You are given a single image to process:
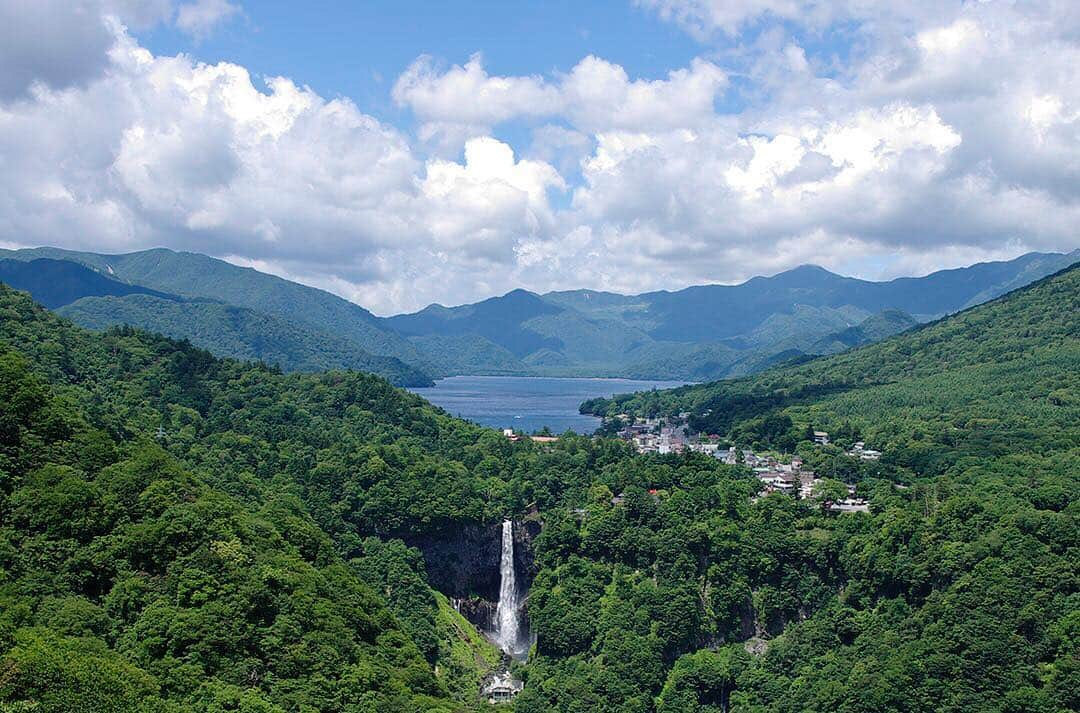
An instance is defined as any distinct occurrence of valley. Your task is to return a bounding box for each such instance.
[0,259,1074,711]
[3,3,1078,711]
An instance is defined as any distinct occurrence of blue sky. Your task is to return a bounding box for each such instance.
[136,1,704,123]
[0,1,1077,313]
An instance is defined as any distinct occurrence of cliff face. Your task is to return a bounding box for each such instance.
[406,520,540,631]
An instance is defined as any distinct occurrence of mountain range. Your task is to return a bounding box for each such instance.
[388,249,1078,379]
[0,240,1075,712]
[0,246,1075,384]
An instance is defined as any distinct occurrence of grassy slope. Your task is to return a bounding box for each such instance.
[433,593,503,704]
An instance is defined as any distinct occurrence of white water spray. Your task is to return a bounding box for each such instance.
[495,520,520,654]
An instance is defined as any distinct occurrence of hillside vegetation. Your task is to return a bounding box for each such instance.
[58,294,432,386]
[1,246,1074,383]
[0,247,432,373]
[0,264,1076,712]
[0,254,433,386]
[391,251,1078,380]
[584,264,1080,462]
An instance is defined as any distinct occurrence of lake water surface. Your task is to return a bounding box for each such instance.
[409,375,689,434]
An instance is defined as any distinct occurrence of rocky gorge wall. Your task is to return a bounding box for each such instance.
[406,519,540,633]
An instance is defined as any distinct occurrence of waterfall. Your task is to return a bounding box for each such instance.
[495,520,520,655]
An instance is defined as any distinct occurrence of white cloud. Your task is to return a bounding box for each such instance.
[421,137,565,259]
[393,53,727,148]
[0,0,116,100]
[0,0,1078,314]
[0,21,571,312]
[175,0,241,38]
[392,54,558,146]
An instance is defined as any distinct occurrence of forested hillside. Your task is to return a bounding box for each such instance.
[2,246,1074,383]
[0,264,1076,712]
[0,258,176,309]
[584,263,1080,458]
[0,287,497,711]
[0,254,433,386]
[391,250,1078,380]
[0,247,432,373]
[58,294,433,386]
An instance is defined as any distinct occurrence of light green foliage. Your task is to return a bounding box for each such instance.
[433,593,502,702]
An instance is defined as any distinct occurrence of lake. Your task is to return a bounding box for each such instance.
[408,375,689,434]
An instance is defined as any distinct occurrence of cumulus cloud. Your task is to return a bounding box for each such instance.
[0,0,241,101]
[0,0,116,100]
[175,0,241,39]
[393,53,727,148]
[0,0,1078,313]
[422,137,565,259]
[0,20,567,312]
[393,54,559,147]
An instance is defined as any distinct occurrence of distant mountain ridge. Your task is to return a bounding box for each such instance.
[0,245,1075,383]
[0,253,433,386]
[0,246,430,371]
[390,249,1079,380]
[0,258,177,308]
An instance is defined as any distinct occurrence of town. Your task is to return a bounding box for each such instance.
[608,414,877,513]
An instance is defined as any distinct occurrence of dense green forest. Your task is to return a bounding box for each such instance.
[0,264,1077,711]
[58,294,434,386]
[0,256,434,387]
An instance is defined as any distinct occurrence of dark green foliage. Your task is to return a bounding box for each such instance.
[0,258,1076,712]
[58,294,433,386]
[0,258,175,309]
[567,264,1079,712]
[0,292,463,711]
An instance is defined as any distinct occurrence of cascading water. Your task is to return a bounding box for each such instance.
[494,520,520,655]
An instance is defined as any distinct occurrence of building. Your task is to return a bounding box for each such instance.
[482,672,523,705]
[827,498,870,513]
[813,431,830,445]
[503,428,558,444]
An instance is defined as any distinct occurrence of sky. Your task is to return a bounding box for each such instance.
[0,1,1078,314]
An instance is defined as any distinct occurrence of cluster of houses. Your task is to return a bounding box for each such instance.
[731,449,870,513]
[846,441,882,460]
[615,414,691,454]
[611,417,872,513]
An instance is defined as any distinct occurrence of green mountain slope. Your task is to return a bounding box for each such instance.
[808,309,918,354]
[0,251,433,385]
[0,288,520,710]
[0,257,176,308]
[585,263,1080,458]
[58,294,433,386]
[0,261,1076,713]
[0,246,432,372]
[630,250,1079,341]
[392,250,1078,379]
